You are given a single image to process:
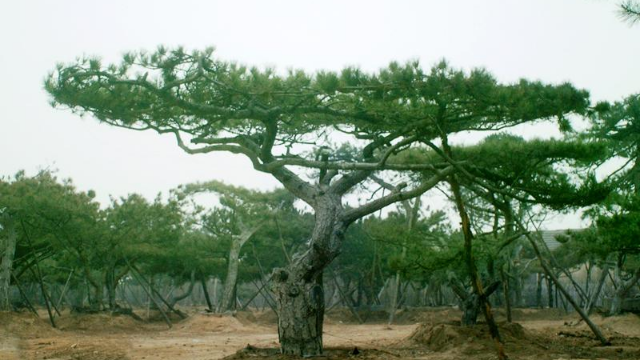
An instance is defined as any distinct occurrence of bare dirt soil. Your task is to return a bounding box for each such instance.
[1,307,640,360]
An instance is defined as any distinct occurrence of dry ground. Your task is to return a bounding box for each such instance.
[1,307,640,360]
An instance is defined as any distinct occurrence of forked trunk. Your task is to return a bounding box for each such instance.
[609,267,640,315]
[272,195,344,356]
[447,172,507,360]
[220,225,260,312]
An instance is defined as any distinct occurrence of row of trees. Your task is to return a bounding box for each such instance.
[2,164,633,319]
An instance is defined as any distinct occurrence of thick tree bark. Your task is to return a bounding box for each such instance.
[266,155,449,356]
[273,270,325,355]
[462,295,480,325]
[451,278,501,326]
[0,217,17,311]
[272,195,344,356]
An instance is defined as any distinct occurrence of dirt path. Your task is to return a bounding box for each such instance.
[0,329,21,360]
[123,324,416,360]
[2,309,640,360]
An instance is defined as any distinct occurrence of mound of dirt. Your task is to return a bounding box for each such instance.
[594,313,640,337]
[234,310,257,324]
[27,338,129,360]
[326,307,463,325]
[0,312,58,338]
[252,310,278,326]
[408,321,527,352]
[396,307,462,324]
[505,307,570,321]
[56,313,143,332]
[222,345,402,359]
[145,309,187,323]
[173,313,246,333]
[408,320,640,359]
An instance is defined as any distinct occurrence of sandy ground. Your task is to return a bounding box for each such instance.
[1,307,640,360]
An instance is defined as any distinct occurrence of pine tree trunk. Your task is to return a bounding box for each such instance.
[536,273,543,309]
[201,277,214,312]
[220,239,242,312]
[0,217,17,311]
[91,284,104,311]
[220,225,260,312]
[387,272,401,324]
[105,268,118,310]
[271,195,345,356]
[609,268,640,315]
[501,267,512,323]
[585,266,607,315]
[447,173,507,360]
[273,269,324,355]
[547,275,554,308]
[461,295,480,325]
[610,291,623,315]
[514,275,523,308]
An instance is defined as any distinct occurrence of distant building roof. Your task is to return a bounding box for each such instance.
[538,229,583,251]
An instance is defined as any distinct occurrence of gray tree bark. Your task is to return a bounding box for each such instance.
[610,267,640,315]
[267,160,452,356]
[585,265,607,315]
[0,216,17,311]
[271,194,344,356]
[219,225,261,312]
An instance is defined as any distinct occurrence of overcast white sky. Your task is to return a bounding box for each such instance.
[1,0,638,229]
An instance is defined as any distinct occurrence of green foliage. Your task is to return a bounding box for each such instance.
[45,48,591,168]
